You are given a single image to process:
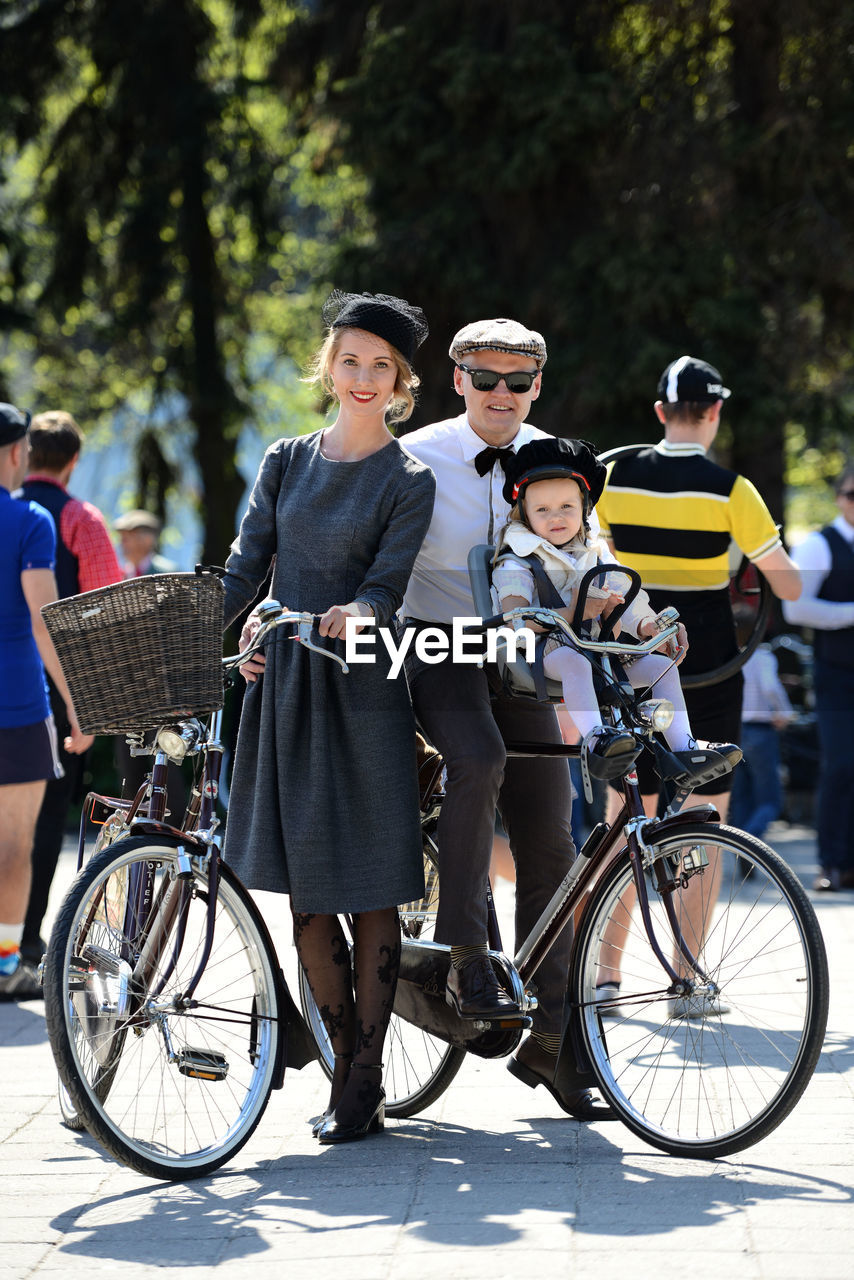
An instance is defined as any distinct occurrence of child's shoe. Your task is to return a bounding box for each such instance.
[658,740,742,790]
[583,726,641,781]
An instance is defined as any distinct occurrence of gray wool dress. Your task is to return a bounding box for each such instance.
[221,430,436,912]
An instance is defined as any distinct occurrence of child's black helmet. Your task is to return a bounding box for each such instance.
[502,437,607,510]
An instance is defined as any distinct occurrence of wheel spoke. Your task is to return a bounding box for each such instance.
[575,827,828,1157]
[45,839,280,1179]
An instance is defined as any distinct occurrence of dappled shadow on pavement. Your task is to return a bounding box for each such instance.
[45,1117,853,1264]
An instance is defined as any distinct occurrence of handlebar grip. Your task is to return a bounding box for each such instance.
[462,613,512,635]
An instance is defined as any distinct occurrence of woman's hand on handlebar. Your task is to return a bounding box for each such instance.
[239,607,267,684]
[317,601,373,640]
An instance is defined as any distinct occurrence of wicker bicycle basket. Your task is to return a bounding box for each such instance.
[41,573,225,735]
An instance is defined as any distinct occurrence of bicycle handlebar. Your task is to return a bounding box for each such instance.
[222,602,351,674]
[467,605,682,661]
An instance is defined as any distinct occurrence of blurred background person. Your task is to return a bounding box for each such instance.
[19,410,122,963]
[114,509,178,578]
[728,605,793,845]
[784,465,854,891]
[111,510,186,806]
[0,403,91,999]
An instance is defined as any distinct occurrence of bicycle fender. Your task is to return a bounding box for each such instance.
[651,804,720,841]
[272,966,319,1089]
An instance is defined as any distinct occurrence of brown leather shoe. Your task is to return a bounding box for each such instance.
[446,955,520,1019]
[507,1035,616,1121]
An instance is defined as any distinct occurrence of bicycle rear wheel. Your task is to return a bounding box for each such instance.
[44,835,282,1180]
[572,824,828,1158]
[298,828,465,1118]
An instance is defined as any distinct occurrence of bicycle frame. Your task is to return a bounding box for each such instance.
[395,587,726,1054]
[505,746,717,996]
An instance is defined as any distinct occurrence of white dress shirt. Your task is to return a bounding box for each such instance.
[401,414,600,623]
[783,514,854,631]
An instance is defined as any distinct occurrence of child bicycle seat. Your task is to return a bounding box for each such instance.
[467,544,563,701]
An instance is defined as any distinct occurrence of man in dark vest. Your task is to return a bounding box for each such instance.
[20,411,122,960]
[785,465,854,891]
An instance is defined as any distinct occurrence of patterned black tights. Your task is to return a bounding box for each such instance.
[292,907,401,1125]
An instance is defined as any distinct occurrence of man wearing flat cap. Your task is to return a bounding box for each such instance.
[0,403,91,999]
[400,320,613,1120]
[114,509,178,578]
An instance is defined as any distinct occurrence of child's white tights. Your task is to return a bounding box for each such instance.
[541,645,694,749]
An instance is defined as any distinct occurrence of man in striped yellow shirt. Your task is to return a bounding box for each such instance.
[596,357,801,1016]
[598,354,800,819]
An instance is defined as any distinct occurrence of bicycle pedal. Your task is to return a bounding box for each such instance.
[176,1049,229,1081]
[495,1015,533,1030]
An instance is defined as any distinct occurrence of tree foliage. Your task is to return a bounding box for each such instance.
[271,0,854,517]
[0,0,362,558]
[1,0,852,545]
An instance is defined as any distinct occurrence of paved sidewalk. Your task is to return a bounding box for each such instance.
[2,824,852,1280]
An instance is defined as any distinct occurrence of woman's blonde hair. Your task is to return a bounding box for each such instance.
[304,327,421,423]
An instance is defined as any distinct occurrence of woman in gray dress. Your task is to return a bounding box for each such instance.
[222,292,435,1144]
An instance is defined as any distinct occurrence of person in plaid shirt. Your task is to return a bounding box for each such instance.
[20,410,122,962]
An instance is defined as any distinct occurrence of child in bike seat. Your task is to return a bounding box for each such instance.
[493,437,739,783]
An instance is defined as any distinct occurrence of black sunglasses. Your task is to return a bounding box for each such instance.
[839,489,854,500]
[457,364,539,393]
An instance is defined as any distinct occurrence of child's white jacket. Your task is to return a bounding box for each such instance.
[492,519,653,640]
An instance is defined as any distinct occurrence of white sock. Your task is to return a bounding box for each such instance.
[541,647,603,738]
[0,924,24,974]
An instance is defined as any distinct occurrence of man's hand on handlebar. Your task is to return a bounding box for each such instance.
[637,613,688,663]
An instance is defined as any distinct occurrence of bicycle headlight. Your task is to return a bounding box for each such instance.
[636,699,674,733]
[155,727,189,761]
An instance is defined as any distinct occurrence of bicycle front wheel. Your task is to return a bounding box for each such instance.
[573,824,828,1158]
[44,836,282,1180]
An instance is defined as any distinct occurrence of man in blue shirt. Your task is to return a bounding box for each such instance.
[0,403,91,999]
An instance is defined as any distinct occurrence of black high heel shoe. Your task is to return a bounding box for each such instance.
[316,1063,385,1145]
[311,1052,351,1137]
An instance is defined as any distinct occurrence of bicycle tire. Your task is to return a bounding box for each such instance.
[297,832,465,1118]
[44,835,281,1180]
[55,986,126,1130]
[572,824,828,1158]
[57,1078,86,1131]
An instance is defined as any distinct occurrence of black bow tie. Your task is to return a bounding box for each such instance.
[474,445,515,477]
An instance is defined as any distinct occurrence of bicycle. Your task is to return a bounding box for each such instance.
[303,549,830,1158]
[40,572,348,1179]
[42,566,829,1175]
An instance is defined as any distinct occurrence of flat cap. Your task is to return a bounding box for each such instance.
[114,509,161,533]
[449,318,547,368]
[0,402,31,447]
